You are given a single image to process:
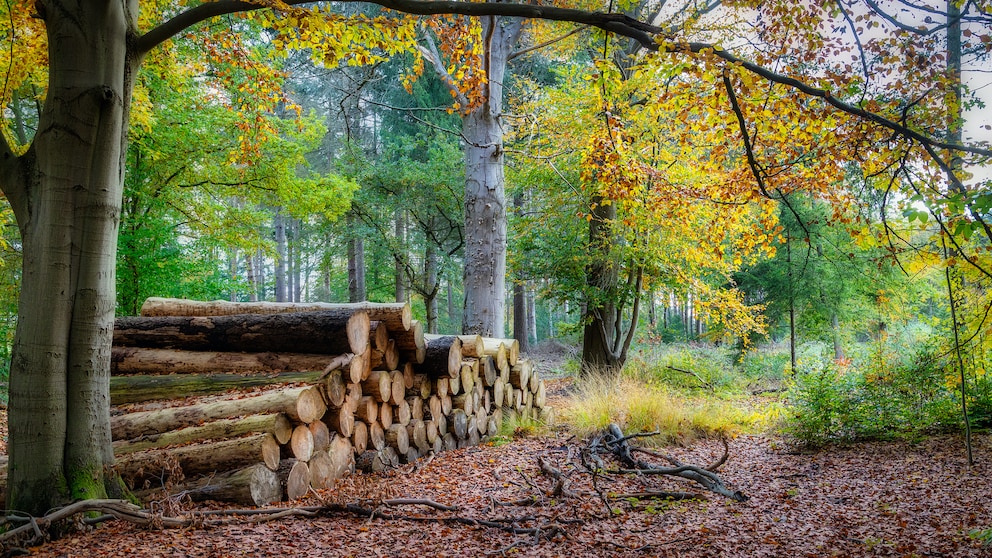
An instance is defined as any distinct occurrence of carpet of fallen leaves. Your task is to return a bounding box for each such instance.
[19,427,991,558]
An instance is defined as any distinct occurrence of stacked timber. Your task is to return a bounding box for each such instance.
[108,297,552,507]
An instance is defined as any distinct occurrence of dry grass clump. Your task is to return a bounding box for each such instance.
[563,371,746,445]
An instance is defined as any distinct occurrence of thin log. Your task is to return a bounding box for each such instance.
[352,420,369,454]
[110,370,323,405]
[140,297,411,332]
[111,386,308,440]
[481,356,497,387]
[112,413,291,456]
[296,387,327,424]
[115,310,370,356]
[361,370,392,403]
[324,369,346,408]
[369,420,386,451]
[110,346,348,376]
[118,433,277,487]
[325,405,355,439]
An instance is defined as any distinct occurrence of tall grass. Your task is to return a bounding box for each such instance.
[564,371,748,445]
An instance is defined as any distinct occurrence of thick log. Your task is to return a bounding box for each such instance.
[352,420,369,454]
[422,335,462,379]
[354,396,379,424]
[286,459,311,501]
[111,387,308,440]
[115,310,370,356]
[409,419,428,454]
[309,451,335,491]
[395,320,426,363]
[386,423,410,454]
[406,396,424,421]
[451,409,468,440]
[409,374,431,400]
[140,297,412,332]
[529,365,540,393]
[327,434,356,480]
[371,321,390,352]
[456,334,484,358]
[393,399,411,427]
[390,370,405,405]
[369,420,386,451]
[310,420,331,453]
[361,370,392,403]
[534,380,547,409]
[481,356,498,387]
[110,370,323,405]
[379,401,394,430]
[118,433,277,487]
[509,360,533,390]
[182,463,282,506]
[481,339,508,371]
[297,387,327,424]
[290,425,314,461]
[324,369,346,408]
[325,405,354,439]
[112,413,291,456]
[110,346,349,376]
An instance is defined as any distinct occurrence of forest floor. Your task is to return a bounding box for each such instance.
[2,363,990,557]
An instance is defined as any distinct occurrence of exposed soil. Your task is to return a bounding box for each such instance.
[11,425,991,557]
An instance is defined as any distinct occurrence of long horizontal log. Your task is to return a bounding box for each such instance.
[140,297,411,332]
[179,463,282,506]
[117,433,278,487]
[114,311,370,356]
[112,413,291,456]
[110,347,349,376]
[111,386,308,440]
[110,370,324,405]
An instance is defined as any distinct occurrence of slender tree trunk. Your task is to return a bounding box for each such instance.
[348,212,366,303]
[526,283,537,344]
[2,0,137,515]
[424,223,440,333]
[274,210,288,302]
[395,209,407,303]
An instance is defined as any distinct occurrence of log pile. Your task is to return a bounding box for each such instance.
[109,297,551,507]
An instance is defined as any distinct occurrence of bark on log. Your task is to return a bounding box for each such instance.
[110,371,323,405]
[118,433,277,487]
[110,346,347,376]
[181,463,282,506]
[112,413,291,456]
[422,335,462,379]
[395,320,426,364]
[115,311,370,356]
[111,387,308,440]
[451,409,468,440]
[409,374,431,400]
[140,297,412,332]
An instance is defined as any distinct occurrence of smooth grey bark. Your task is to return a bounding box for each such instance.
[458,17,522,337]
[394,209,407,303]
[1,0,139,515]
[424,229,440,333]
[274,210,288,302]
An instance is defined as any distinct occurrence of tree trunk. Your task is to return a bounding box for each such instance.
[110,346,346,375]
[347,212,366,303]
[460,17,522,337]
[395,209,407,303]
[274,209,288,302]
[1,0,136,515]
[109,370,325,404]
[424,228,440,333]
[581,196,625,373]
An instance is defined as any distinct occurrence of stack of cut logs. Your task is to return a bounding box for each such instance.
[108,298,552,507]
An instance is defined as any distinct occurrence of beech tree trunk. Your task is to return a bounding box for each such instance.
[0,0,137,515]
[460,17,522,337]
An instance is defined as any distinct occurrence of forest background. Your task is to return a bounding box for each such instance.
[0,0,991,521]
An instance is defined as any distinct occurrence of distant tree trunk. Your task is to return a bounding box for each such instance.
[527,284,537,344]
[447,275,457,327]
[229,250,238,302]
[255,248,267,301]
[831,313,844,361]
[424,233,440,333]
[395,209,407,303]
[274,210,288,302]
[348,213,366,303]
[787,230,796,371]
[513,280,529,354]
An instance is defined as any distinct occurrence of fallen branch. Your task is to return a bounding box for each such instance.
[593,424,747,502]
[666,366,714,391]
